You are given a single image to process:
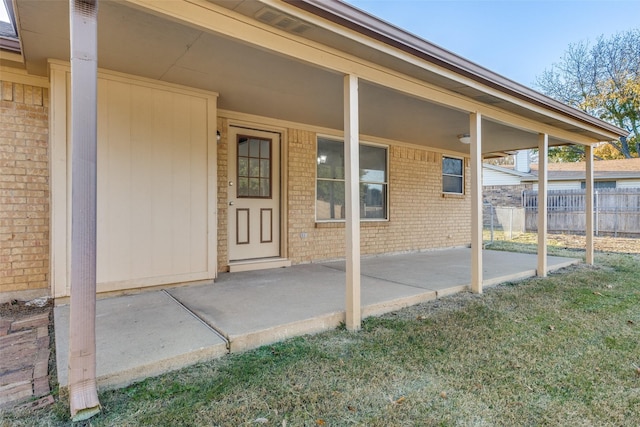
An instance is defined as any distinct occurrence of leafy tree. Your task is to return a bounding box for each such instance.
[536,29,639,160]
[593,141,626,160]
[546,145,585,162]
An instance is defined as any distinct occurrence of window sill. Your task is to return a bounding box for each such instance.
[315,220,390,228]
[442,193,465,199]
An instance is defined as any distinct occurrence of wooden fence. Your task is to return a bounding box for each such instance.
[523,188,640,236]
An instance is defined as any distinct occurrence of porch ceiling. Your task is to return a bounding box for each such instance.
[14,0,591,155]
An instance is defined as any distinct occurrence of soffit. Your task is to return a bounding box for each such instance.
[12,0,601,155]
[210,0,625,143]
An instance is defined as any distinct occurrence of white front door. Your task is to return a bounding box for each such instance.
[228,127,281,261]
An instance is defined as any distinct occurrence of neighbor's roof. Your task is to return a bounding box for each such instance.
[525,158,640,181]
[0,0,19,53]
[531,158,640,172]
[483,163,535,178]
[0,20,16,38]
[289,0,628,139]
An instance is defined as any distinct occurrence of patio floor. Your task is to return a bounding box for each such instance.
[54,248,579,389]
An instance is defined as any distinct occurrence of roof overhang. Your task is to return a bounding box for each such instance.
[483,163,535,179]
[286,0,626,140]
[12,0,627,155]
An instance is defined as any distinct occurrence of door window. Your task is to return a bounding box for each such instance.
[237,136,271,198]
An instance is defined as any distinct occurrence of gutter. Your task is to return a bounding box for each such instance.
[287,0,628,138]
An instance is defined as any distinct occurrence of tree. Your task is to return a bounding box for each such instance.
[536,29,639,160]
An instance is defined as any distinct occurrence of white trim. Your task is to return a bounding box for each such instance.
[344,74,361,331]
[585,146,594,265]
[206,95,219,280]
[470,112,483,294]
[49,63,70,299]
[0,65,47,86]
[48,60,219,98]
[442,155,465,195]
[224,119,289,263]
[0,51,24,65]
[537,134,548,277]
[315,135,389,223]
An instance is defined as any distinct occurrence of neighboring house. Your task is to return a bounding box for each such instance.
[483,155,640,207]
[526,158,640,190]
[483,151,535,207]
[0,0,626,303]
[484,164,534,187]
[483,165,535,208]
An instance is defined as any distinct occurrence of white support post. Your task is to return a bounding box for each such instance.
[344,74,361,331]
[68,0,101,421]
[585,145,595,264]
[470,112,483,294]
[537,134,548,277]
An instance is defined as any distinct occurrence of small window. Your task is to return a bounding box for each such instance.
[442,156,464,194]
[316,137,388,221]
[580,181,616,190]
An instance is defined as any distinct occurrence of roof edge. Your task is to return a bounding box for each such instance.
[286,0,628,139]
[483,163,535,178]
[522,173,640,182]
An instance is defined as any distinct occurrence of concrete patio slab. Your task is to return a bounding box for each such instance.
[54,290,227,389]
[323,247,578,291]
[167,263,437,353]
[53,248,580,390]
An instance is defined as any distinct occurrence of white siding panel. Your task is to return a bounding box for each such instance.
[96,79,210,289]
[532,181,581,191]
[549,181,581,191]
[189,98,208,273]
[617,179,640,189]
[130,85,154,279]
[483,168,522,186]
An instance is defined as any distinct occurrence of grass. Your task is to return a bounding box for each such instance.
[3,247,640,426]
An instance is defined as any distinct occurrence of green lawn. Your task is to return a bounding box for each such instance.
[4,247,640,426]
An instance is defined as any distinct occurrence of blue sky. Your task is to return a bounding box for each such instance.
[0,2,7,23]
[347,0,640,88]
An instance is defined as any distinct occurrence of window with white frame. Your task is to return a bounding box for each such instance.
[442,156,464,194]
[316,137,388,221]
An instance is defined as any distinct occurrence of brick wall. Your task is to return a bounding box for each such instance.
[216,117,229,272]
[286,129,319,262]
[0,78,473,290]
[0,81,50,299]
[286,133,471,264]
[216,125,471,270]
